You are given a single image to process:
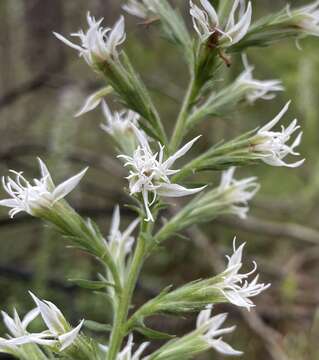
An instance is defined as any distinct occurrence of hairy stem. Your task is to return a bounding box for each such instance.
[107,230,147,360]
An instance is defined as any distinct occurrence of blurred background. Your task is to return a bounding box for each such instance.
[0,0,319,359]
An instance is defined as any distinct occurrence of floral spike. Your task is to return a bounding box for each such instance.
[119,126,205,222]
[0,159,88,218]
[190,0,252,46]
[196,305,243,356]
[53,12,126,67]
[216,239,271,310]
[252,101,305,167]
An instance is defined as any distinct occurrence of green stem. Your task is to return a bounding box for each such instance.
[107,233,146,360]
[170,77,198,153]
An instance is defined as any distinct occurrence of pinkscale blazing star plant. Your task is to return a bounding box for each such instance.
[0,1,314,359]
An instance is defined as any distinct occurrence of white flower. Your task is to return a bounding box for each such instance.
[190,0,252,46]
[101,101,140,155]
[2,308,39,338]
[122,0,157,19]
[0,308,56,355]
[119,126,205,222]
[107,205,139,262]
[101,101,139,137]
[30,292,84,351]
[236,55,284,103]
[75,86,113,117]
[217,239,270,310]
[288,1,319,36]
[196,305,242,356]
[53,12,126,67]
[253,101,305,168]
[218,167,259,219]
[0,158,88,218]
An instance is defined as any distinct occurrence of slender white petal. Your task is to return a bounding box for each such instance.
[209,339,243,356]
[59,320,84,351]
[75,87,112,117]
[30,292,67,334]
[52,167,88,202]
[163,135,201,169]
[157,183,205,197]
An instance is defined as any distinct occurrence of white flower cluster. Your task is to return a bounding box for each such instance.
[236,55,284,103]
[0,159,87,218]
[119,126,205,221]
[0,293,83,356]
[196,305,242,356]
[190,0,252,46]
[253,102,304,168]
[54,13,126,67]
[217,239,271,310]
[217,167,260,219]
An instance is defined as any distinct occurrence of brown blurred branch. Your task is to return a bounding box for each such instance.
[216,215,319,245]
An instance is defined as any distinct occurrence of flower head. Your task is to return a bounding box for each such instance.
[218,167,259,219]
[119,126,205,221]
[190,0,252,46]
[217,239,270,310]
[53,12,126,67]
[0,158,87,218]
[122,0,157,19]
[0,308,56,356]
[287,1,319,37]
[101,102,140,155]
[252,101,305,167]
[236,55,284,103]
[2,308,39,338]
[196,306,242,356]
[30,292,84,351]
[107,205,139,265]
